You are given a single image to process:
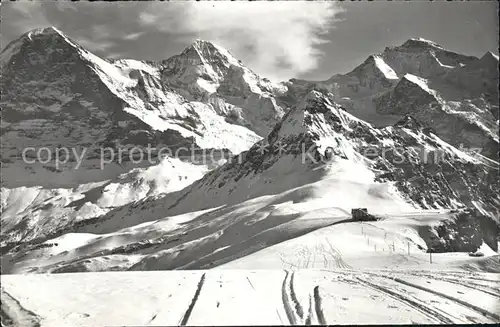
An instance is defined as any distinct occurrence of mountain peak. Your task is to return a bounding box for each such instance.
[400,37,444,50]
[192,39,216,47]
[25,26,65,39]
[480,51,499,62]
[0,26,85,68]
[350,54,399,80]
[1,26,71,67]
[189,39,216,50]
[180,39,240,66]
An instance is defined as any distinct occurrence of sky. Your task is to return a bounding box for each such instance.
[1,0,498,81]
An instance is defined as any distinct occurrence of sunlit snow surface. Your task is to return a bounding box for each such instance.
[2,192,499,325]
[2,262,499,326]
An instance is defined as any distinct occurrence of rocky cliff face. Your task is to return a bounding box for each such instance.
[422,208,500,253]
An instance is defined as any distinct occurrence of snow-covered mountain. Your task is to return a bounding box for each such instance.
[0,27,264,188]
[287,38,499,161]
[171,90,499,217]
[1,28,499,279]
[0,27,266,251]
[160,39,288,135]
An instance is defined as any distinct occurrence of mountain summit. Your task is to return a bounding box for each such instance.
[0,26,81,68]
[161,39,287,135]
[398,37,445,50]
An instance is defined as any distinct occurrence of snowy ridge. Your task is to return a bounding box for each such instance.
[402,74,437,96]
[374,65,499,159]
[1,27,66,67]
[373,55,399,80]
[0,157,209,246]
[400,37,445,50]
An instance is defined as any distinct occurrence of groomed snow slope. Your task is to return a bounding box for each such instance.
[2,267,499,326]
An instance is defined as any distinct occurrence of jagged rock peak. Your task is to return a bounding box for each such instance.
[383,37,445,54]
[400,37,444,50]
[2,26,64,50]
[6,26,71,48]
[304,89,329,102]
[0,26,80,67]
[480,51,499,63]
[348,54,399,80]
[180,39,240,65]
[25,26,65,39]
[298,90,337,112]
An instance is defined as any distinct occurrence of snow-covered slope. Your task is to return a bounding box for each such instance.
[2,268,499,326]
[0,157,210,248]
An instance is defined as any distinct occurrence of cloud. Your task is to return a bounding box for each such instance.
[0,2,53,50]
[77,39,116,52]
[138,12,158,25]
[138,1,344,81]
[1,2,124,56]
[3,2,52,31]
[123,32,144,41]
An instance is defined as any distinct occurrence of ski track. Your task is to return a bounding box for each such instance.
[0,288,41,327]
[277,237,351,270]
[312,285,327,325]
[325,238,351,269]
[179,273,206,326]
[355,276,454,324]
[281,270,297,325]
[362,271,500,323]
[304,295,313,325]
[420,271,500,284]
[289,272,305,320]
[389,275,500,322]
[275,308,284,325]
[2,270,498,326]
[280,270,312,325]
[463,276,500,284]
[280,271,326,325]
[408,272,500,299]
[246,276,256,290]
